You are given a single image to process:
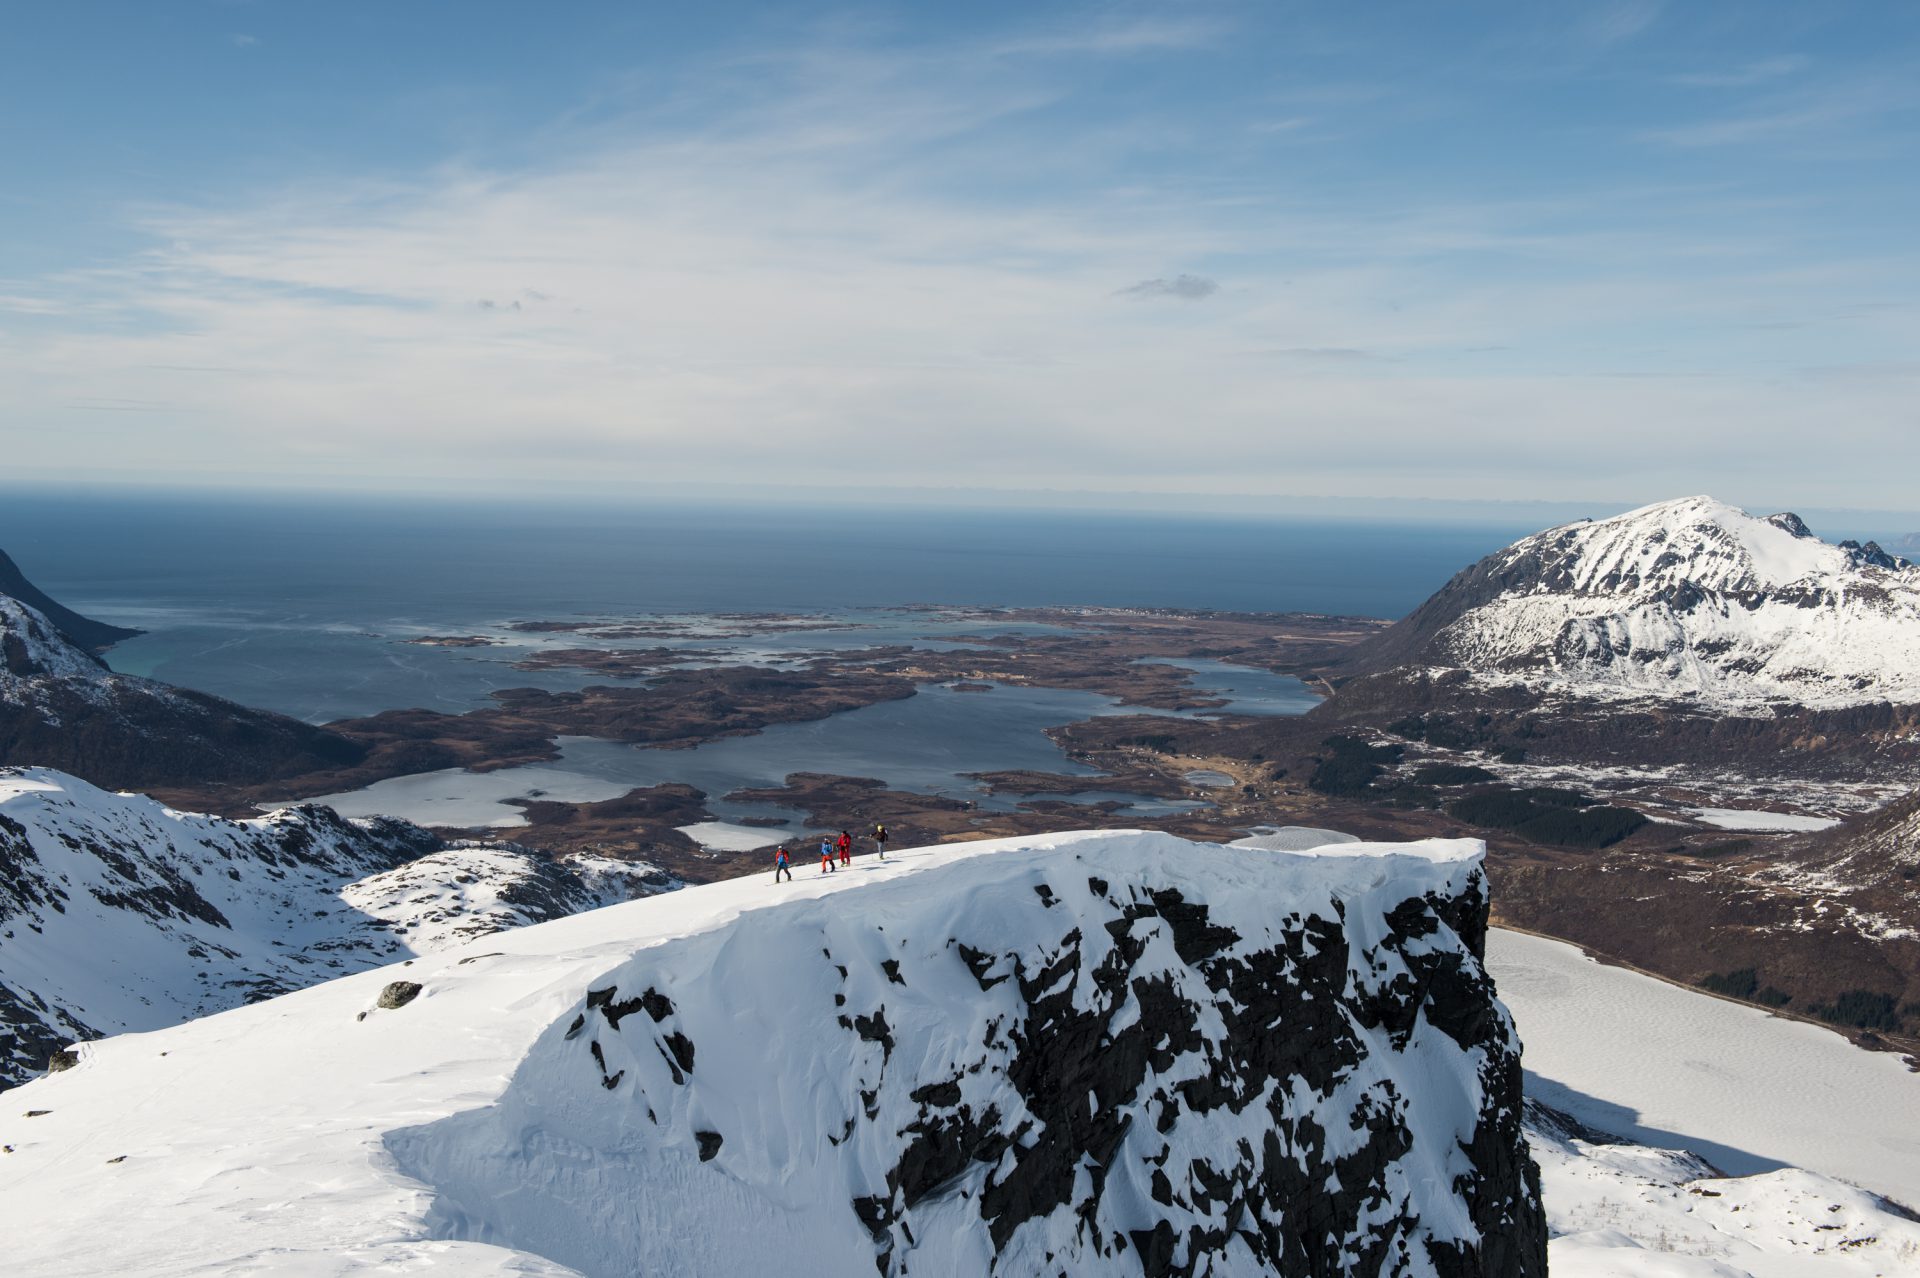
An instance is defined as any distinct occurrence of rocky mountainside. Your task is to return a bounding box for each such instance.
[1340,496,1920,713]
[0,766,674,1088]
[0,830,1548,1277]
[1,593,368,788]
[0,548,142,652]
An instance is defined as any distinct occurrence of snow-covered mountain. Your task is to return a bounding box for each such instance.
[0,830,1549,1277]
[1343,496,1920,713]
[0,547,141,652]
[0,766,674,1088]
[0,592,368,788]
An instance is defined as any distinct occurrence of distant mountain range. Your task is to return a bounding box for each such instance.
[0,766,675,1089]
[1,552,367,789]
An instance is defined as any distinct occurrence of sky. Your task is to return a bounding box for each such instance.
[2,1,1917,513]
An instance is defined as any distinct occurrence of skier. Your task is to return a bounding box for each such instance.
[821,835,836,874]
[837,829,853,868]
[873,822,889,860]
[772,845,792,884]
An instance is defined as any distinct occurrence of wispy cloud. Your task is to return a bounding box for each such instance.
[3,16,1917,507]
[1117,274,1219,301]
[1581,0,1665,47]
[1645,79,1915,147]
[991,16,1223,58]
[1669,55,1806,89]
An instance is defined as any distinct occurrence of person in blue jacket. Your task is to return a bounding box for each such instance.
[772,845,791,883]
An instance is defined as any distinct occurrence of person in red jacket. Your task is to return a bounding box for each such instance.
[772,845,792,884]
[837,829,853,867]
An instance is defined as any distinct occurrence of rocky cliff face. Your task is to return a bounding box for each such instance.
[1339,496,1920,714]
[0,594,367,788]
[0,767,673,1088]
[389,833,1545,1277]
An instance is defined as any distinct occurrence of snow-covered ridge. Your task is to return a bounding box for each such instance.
[0,767,673,1088]
[1429,496,1920,711]
[0,830,1547,1277]
[1,590,368,788]
[0,596,120,696]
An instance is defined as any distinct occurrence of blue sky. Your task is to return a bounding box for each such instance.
[3,2,1917,511]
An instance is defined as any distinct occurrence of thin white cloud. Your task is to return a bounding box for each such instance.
[1669,56,1807,89]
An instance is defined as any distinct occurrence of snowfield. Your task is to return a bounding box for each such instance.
[0,830,1544,1277]
[3,824,1915,1277]
[1486,930,1920,1203]
[1488,931,1920,1277]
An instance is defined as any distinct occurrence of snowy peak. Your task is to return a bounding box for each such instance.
[1501,495,1906,597]
[0,767,674,1088]
[1346,495,1920,711]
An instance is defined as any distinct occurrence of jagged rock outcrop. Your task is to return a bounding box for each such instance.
[0,548,142,652]
[388,832,1545,1276]
[0,593,367,788]
[0,766,675,1088]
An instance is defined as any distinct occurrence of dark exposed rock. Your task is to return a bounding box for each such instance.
[696,1130,723,1161]
[376,981,422,1010]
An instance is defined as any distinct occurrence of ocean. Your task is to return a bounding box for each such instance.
[1,488,1529,723]
[4,487,1537,831]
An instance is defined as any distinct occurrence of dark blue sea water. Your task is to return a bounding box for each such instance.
[0,488,1529,724]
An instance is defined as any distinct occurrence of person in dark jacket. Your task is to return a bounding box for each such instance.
[873,823,889,860]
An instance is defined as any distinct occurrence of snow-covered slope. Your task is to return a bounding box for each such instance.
[1528,1103,1920,1278]
[0,831,1548,1277]
[1346,496,1920,712]
[0,767,673,1088]
[0,593,367,787]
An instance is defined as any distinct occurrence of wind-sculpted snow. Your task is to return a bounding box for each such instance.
[389,834,1545,1276]
[1346,496,1920,713]
[0,767,672,1087]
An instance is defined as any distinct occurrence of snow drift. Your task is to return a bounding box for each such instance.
[0,766,672,1087]
[386,832,1544,1276]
